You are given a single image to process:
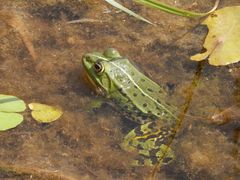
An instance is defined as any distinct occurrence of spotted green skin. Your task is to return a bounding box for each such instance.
[82,48,178,166]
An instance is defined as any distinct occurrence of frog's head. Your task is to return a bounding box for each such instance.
[82,48,121,95]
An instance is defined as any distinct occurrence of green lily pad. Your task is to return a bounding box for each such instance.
[0,94,26,112]
[0,112,24,131]
[0,94,26,131]
[29,103,63,123]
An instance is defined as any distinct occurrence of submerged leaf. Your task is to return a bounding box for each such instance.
[0,112,24,131]
[29,103,63,123]
[211,105,240,124]
[191,6,240,66]
[0,10,37,60]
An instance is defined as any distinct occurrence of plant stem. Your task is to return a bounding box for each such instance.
[134,0,220,17]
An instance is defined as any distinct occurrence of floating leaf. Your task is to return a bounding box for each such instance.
[0,112,24,131]
[191,6,240,66]
[0,94,25,131]
[29,103,63,123]
[0,94,26,112]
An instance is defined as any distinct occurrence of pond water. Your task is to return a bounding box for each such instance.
[0,0,239,179]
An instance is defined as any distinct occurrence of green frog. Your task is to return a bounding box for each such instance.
[82,48,179,166]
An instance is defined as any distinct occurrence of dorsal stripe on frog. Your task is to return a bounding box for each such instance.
[108,59,178,121]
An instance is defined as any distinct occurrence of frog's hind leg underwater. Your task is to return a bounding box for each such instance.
[121,121,175,166]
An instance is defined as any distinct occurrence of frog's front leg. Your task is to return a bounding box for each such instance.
[87,97,116,111]
[121,121,175,166]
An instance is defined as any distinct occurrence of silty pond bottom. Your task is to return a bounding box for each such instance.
[0,0,239,179]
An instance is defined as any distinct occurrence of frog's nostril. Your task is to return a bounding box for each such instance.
[84,56,93,64]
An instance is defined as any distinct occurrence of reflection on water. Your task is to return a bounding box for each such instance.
[0,0,239,179]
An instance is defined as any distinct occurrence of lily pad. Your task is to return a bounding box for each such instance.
[191,6,240,66]
[0,94,26,131]
[0,94,26,112]
[29,103,63,123]
[0,112,24,131]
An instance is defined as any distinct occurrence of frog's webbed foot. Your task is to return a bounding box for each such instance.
[87,98,115,114]
[87,98,104,110]
[121,121,175,166]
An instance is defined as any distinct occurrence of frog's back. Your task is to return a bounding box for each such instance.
[106,58,178,124]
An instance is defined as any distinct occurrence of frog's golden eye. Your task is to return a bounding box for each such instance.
[94,61,104,74]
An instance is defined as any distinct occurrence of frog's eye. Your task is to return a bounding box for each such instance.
[94,61,104,74]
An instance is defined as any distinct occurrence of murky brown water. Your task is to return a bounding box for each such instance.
[0,0,239,179]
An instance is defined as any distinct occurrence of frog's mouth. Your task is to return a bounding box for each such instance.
[82,66,105,96]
